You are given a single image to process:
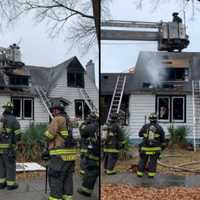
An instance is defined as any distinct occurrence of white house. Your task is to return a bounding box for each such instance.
[0,45,98,130]
[101,51,200,144]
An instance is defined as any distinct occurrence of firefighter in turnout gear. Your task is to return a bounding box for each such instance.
[0,101,21,190]
[44,102,77,200]
[103,113,125,175]
[172,12,182,23]
[79,118,89,176]
[137,113,165,178]
[78,112,99,197]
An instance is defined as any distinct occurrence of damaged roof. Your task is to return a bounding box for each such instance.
[0,56,86,97]
[101,51,200,95]
[28,56,83,91]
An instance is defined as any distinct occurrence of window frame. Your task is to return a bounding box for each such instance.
[157,96,170,123]
[9,75,29,86]
[11,97,34,120]
[23,98,34,120]
[156,95,186,123]
[12,97,22,119]
[74,99,90,120]
[171,96,185,123]
[67,72,85,88]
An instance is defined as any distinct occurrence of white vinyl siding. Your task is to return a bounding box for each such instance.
[129,94,193,139]
[49,70,98,118]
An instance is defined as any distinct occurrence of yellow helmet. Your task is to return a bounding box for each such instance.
[2,101,14,109]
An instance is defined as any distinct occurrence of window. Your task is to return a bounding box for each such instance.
[9,76,29,86]
[11,97,34,119]
[12,98,22,118]
[67,72,84,88]
[156,96,186,123]
[164,68,188,81]
[75,100,90,120]
[157,97,170,122]
[172,97,184,122]
[23,99,33,119]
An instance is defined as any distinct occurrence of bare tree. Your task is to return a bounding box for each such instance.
[0,0,100,51]
[134,0,200,17]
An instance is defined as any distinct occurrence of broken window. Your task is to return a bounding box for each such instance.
[11,97,34,119]
[23,99,33,119]
[75,99,90,120]
[165,68,187,81]
[9,76,29,86]
[12,98,22,118]
[157,97,170,122]
[67,72,84,88]
[172,97,185,122]
[156,96,186,123]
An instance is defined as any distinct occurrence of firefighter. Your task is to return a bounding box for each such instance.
[172,12,182,23]
[103,113,125,175]
[43,102,77,200]
[78,112,99,197]
[79,117,89,176]
[0,101,21,190]
[136,113,165,178]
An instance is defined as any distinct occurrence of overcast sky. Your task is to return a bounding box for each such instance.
[0,13,99,84]
[101,0,200,72]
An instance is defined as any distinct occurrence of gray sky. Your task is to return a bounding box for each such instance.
[0,13,99,84]
[101,0,200,72]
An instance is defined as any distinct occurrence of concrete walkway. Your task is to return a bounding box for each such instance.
[102,172,200,187]
[0,175,99,200]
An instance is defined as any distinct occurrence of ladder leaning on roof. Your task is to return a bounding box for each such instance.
[79,88,98,113]
[106,74,127,123]
[192,80,200,152]
[35,86,53,119]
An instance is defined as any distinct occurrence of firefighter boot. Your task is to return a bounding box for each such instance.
[77,187,92,197]
[0,182,6,189]
[7,183,19,190]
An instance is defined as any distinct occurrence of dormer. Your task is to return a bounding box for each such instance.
[67,57,85,88]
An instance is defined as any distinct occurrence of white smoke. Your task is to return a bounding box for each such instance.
[144,53,166,87]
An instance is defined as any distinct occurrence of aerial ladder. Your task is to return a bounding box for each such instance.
[101,13,189,52]
[102,13,190,122]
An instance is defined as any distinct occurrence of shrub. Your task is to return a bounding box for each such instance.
[168,125,188,147]
[18,123,47,162]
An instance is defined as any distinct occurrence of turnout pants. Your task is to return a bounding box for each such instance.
[0,149,16,186]
[104,152,118,174]
[137,151,160,177]
[80,150,87,175]
[80,158,99,195]
[48,156,75,200]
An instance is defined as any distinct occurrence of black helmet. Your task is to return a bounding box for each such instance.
[148,113,157,122]
[50,102,65,112]
[110,113,118,121]
[172,12,179,16]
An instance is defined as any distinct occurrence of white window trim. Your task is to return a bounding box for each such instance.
[157,96,170,122]
[171,96,185,123]
[23,98,33,120]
